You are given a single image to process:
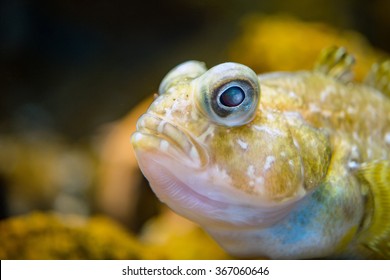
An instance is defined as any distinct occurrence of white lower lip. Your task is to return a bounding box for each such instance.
[136,153,232,225]
[135,151,298,228]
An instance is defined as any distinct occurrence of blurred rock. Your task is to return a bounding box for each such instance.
[140,208,231,260]
[0,131,96,217]
[229,14,387,81]
[0,210,230,259]
[94,96,160,232]
[0,212,143,259]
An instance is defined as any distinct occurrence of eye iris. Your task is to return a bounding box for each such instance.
[219,86,245,107]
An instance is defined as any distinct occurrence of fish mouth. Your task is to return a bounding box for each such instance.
[132,146,295,228]
[131,114,297,228]
[131,113,236,226]
[132,113,208,169]
[133,152,237,227]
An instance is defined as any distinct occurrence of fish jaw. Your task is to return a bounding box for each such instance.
[132,149,301,229]
[131,113,305,229]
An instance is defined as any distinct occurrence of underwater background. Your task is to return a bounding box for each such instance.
[1,0,389,259]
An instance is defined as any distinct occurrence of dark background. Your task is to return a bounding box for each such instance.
[1,0,389,140]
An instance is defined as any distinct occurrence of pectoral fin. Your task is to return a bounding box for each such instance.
[357,160,390,258]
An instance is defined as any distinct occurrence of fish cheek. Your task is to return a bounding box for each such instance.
[258,135,304,200]
[288,123,332,190]
[208,124,304,201]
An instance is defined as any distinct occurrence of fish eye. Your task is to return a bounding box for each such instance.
[194,62,260,127]
[219,86,245,107]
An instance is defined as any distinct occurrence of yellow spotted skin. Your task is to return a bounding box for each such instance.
[132,50,390,259]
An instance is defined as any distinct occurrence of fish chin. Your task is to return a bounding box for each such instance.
[132,113,305,228]
[133,150,300,229]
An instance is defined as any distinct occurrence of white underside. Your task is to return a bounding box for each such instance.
[135,151,300,229]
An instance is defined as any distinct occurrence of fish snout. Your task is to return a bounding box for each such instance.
[132,113,208,168]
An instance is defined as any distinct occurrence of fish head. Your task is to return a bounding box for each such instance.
[132,61,325,229]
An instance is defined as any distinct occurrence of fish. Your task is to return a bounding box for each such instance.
[131,46,390,259]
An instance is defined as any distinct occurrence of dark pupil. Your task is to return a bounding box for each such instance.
[219,86,245,107]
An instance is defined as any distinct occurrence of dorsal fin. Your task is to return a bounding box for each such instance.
[364,60,390,98]
[357,161,390,258]
[314,46,355,82]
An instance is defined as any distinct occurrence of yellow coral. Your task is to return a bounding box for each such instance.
[0,212,143,259]
[0,211,231,259]
[229,14,386,81]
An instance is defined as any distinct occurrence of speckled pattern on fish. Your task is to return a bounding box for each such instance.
[132,47,390,259]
